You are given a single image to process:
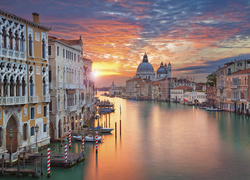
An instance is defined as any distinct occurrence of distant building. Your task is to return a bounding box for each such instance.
[206,85,217,107]
[109,82,124,97]
[170,86,193,102]
[135,53,172,80]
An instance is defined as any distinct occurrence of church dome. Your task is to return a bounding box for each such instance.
[157,66,167,74]
[137,62,154,73]
[136,53,155,74]
[157,62,167,74]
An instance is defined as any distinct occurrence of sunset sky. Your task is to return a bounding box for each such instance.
[1,0,250,87]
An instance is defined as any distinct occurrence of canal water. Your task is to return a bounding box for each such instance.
[3,95,250,180]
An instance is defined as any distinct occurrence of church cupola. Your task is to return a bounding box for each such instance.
[142,52,148,63]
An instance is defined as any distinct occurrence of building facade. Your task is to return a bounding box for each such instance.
[48,36,94,139]
[0,10,50,157]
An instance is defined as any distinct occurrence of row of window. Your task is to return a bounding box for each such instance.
[28,34,46,59]
[48,46,81,62]
[30,106,47,119]
[1,28,25,52]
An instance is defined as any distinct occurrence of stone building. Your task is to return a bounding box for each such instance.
[109,82,123,97]
[0,10,50,157]
[48,36,94,139]
[225,68,250,113]
[216,59,250,109]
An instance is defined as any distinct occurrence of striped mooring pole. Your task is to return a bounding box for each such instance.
[47,148,50,177]
[82,133,85,154]
[64,139,68,162]
[69,129,72,148]
[95,131,98,153]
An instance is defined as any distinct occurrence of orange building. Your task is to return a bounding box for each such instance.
[0,10,50,159]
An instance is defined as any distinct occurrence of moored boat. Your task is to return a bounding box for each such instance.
[90,126,114,133]
[73,135,102,142]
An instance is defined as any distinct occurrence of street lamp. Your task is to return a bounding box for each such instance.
[35,124,39,150]
[9,128,13,166]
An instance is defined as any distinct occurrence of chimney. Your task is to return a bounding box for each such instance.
[32,12,40,24]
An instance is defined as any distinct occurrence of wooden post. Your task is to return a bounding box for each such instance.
[41,153,43,176]
[61,136,62,147]
[17,154,20,177]
[106,113,107,128]
[120,119,121,135]
[2,154,4,175]
[115,122,117,138]
[23,152,25,169]
[35,158,37,177]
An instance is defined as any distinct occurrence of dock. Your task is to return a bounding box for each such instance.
[51,153,85,168]
[1,168,40,177]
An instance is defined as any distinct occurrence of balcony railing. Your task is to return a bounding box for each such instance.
[0,96,27,105]
[43,94,50,102]
[30,96,38,103]
[0,47,26,59]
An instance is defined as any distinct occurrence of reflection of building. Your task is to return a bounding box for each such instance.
[109,82,124,97]
[0,11,50,155]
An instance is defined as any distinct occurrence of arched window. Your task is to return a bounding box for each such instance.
[16,77,20,96]
[15,31,19,51]
[20,33,24,52]
[30,76,34,96]
[2,27,7,48]
[29,34,33,57]
[43,77,46,95]
[57,66,60,82]
[8,29,13,49]
[3,76,8,96]
[10,76,14,96]
[42,39,46,59]
[22,77,26,96]
[58,95,61,111]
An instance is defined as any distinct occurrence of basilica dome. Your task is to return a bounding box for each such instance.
[157,62,167,74]
[135,53,155,80]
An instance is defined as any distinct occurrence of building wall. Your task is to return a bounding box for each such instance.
[0,11,50,155]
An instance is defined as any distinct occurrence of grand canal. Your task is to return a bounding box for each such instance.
[3,94,250,180]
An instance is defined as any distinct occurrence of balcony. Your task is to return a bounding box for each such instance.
[231,85,238,89]
[67,105,78,112]
[64,83,76,89]
[0,96,27,105]
[30,96,38,103]
[0,47,26,59]
[43,94,50,102]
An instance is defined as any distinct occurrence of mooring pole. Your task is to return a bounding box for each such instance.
[35,158,37,177]
[23,152,25,169]
[115,122,117,138]
[1,154,4,175]
[47,148,51,178]
[120,119,121,135]
[41,153,43,176]
[17,154,20,177]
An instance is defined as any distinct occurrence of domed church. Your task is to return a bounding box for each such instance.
[135,53,172,80]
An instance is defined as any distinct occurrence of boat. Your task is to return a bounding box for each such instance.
[100,108,115,113]
[73,135,102,142]
[90,126,114,133]
[206,107,223,111]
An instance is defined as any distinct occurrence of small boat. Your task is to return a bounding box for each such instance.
[100,108,115,113]
[206,108,223,111]
[73,135,102,142]
[90,126,114,133]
